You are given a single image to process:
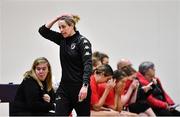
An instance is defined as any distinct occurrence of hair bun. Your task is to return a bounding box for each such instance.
[72,15,80,24]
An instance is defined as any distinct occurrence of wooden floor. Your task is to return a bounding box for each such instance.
[91,110,137,117]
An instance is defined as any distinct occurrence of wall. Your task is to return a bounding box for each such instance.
[178,1,180,108]
[1,0,179,104]
[0,0,2,83]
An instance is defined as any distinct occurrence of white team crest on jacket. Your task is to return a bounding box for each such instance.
[71,43,76,49]
[83,40,88,43]
[84,51,91,56]
[84,46,89,49]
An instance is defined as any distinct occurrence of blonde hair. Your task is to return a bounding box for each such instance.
[72,15,80,24]
[23,57,53,92]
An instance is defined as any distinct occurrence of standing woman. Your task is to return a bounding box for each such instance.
[38,13,92,116]
[11,57,55,116]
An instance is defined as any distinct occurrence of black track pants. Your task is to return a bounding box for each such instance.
[55,84,91,116]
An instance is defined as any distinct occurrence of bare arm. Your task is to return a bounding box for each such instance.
[129,86,138,104]
[109,81,124,112]
[115,81,125,112]
[93,79,116,111]
[121,79,138,106]
[129,79,139,104]
[92,87,111,111]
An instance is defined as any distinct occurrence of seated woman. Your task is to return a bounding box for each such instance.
[98,69,140,116]
[137,61,180,116]
[90,64,121,116]
[117,58,156,116]
[92,56,102,73]
[11,57,55,116]
[97,70,127,112]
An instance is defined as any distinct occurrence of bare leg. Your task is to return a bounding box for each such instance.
[91,110,120,117]
[145,108,156,117]
[139,112,148,116]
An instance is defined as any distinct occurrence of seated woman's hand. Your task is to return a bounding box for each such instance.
[43,94,51,103]
[106,79,116,90]
[142,85,152,92]
[131,79,139,89]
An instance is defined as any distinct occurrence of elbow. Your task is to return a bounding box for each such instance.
[38,27,43,35]
[92,105,101,111]
[116,108,121,112]
[117,105,122,112]
[38,25,46,36]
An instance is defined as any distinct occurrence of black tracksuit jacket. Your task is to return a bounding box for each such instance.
[38,25,92,86]
[11,77,55,116]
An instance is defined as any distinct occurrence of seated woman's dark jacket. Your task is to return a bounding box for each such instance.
[11,76,55,115]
